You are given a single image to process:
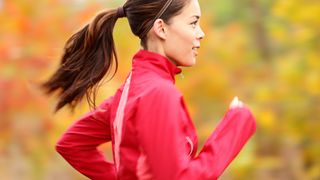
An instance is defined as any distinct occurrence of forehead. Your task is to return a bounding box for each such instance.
[176,0,201,19]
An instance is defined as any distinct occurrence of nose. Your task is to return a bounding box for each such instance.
[197,26,205,40]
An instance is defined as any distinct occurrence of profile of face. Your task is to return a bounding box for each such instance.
[148,0,205,67]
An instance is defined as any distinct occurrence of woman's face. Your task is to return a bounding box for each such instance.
[164,0,205,67]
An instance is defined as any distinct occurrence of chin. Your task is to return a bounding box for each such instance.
[179,61,196,67]
[174,56,196,67]
[186,58,197,66]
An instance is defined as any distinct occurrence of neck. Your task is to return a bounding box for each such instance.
[142,43,177,66]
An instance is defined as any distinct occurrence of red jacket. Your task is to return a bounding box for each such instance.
[56,49,256,180]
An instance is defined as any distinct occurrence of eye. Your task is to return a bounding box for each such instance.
[191,21,198,28]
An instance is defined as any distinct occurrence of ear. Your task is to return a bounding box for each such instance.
[151,19,167,40]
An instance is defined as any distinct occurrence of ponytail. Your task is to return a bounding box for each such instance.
[42,9,121,112]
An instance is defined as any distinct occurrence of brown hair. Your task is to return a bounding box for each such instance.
[42,0,189,112]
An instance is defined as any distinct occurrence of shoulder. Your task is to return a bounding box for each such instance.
[135,78,182,106]
[151,79,181,99]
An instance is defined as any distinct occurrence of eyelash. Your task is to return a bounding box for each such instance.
[191,21,198,28]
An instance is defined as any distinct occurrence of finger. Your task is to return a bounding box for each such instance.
[230,96,239,108]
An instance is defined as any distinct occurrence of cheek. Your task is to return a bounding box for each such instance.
[166,29,195,65]
[176,30,194,47]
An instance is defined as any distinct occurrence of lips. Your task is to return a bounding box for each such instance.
[192,45,200,49]
[192,46,200,56]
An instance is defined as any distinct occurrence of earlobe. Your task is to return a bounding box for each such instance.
[152,19,167,40]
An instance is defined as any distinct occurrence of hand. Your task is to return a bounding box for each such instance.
[229,96,244,109]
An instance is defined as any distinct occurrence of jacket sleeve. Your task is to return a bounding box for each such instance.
[55,97,116,180]
[136,87,256,180]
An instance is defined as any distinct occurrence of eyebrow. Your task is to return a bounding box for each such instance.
[190,15,200,20]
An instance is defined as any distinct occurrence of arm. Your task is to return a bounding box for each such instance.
[136,88,256,180]
[185,106,256,179]
[56,97,116,179]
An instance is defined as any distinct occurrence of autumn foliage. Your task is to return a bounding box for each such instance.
[0,0,319,179]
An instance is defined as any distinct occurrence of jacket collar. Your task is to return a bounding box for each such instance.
[132,49,182,83]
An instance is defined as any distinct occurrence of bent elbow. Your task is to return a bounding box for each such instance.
[55,141,64,155]
[55,136,71,157]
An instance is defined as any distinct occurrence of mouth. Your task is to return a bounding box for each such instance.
[192,46,200,56]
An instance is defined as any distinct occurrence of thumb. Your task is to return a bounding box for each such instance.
[230,96,244,109]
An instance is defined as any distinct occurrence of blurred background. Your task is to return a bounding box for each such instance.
[0,0,319,179]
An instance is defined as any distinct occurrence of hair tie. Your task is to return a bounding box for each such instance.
[117,7,126,18]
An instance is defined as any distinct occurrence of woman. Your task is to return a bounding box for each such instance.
[43,0,256,179]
